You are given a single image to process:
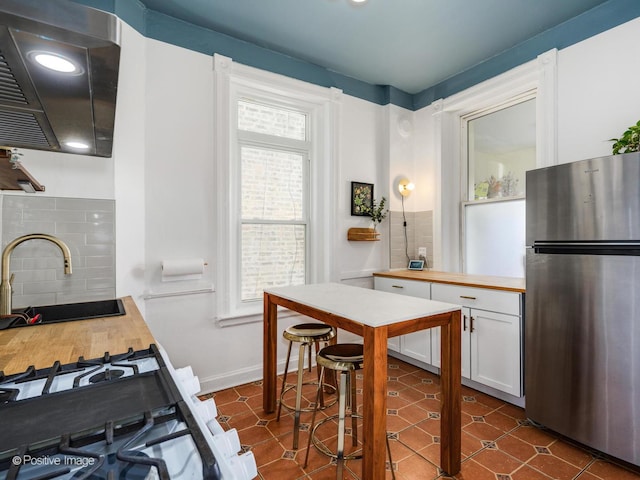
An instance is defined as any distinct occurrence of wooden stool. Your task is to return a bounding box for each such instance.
[304,343,395,479]
[276,323,336,449]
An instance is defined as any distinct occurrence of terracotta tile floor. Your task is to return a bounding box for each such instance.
[200,357,640,480]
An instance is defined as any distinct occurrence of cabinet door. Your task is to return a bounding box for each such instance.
[470,309,521,396]
[373,277,431,359]
[402,330,432,364]
[430,307,471,380]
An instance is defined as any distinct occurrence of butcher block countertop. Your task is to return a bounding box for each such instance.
[373,269,525,293]
[0,296,155,375]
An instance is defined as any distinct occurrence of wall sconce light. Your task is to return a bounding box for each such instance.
[398,179,415,197]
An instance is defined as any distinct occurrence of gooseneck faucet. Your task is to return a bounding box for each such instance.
[0,234,73,315]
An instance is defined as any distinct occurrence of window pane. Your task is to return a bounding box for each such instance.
[468,99,535,200]
[241,224,305,301]
[238,99,306,140]
[241,146,304,221]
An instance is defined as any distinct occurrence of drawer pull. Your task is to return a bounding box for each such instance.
[392,285,404,289]
[460,295,477,300]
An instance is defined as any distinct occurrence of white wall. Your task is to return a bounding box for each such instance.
[13,150,113,199]
[338,95,389,282]
[557,17,640,163]
[113,23,147,307]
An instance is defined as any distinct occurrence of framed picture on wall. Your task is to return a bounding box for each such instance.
[351,182,374,216]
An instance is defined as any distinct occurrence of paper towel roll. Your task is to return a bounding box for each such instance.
[161,258,205,281]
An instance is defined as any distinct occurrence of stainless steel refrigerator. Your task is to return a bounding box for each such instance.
[525,152,640,467]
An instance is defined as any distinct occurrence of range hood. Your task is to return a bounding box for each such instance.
[0,0,120,157]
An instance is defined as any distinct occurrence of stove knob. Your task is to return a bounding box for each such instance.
[174,365,195,382]
[207,418,225,435]
[194,397,218,420]
[228,451,258,480]
[184,375,202,397]
[212,428,241,458]
[174,365,202,396]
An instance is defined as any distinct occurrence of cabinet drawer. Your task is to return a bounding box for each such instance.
[431,283,520,316]
[374,277,430,299]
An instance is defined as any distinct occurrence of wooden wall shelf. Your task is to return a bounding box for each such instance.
[0,149,45,192]
[348,227,379,241]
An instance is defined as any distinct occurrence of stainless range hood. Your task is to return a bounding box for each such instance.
[0,0,120,157]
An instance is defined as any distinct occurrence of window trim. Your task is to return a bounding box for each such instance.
[430,48,557,272]
[213,54,341,321]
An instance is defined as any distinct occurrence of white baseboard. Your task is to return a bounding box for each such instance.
[198,356,306,395]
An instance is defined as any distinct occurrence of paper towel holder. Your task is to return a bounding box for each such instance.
[161,258,208,282]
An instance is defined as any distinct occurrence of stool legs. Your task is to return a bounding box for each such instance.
[304,366,326,469]
[350,370,358,447]
[292,342,306,449]
[305,367,396,479]
[336,369,349,478]
[276,340,294,422]
[278,339,333,450]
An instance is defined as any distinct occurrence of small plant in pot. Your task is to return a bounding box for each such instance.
[366,196,388,232]
[610,120,640,154]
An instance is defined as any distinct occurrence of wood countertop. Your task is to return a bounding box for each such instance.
[0,296,155,375]
[373,270,525,293]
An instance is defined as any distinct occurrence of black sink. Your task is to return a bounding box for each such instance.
[2,299,125,329]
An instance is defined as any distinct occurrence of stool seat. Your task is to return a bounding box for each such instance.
[283,323,335,344]
[317,343,364,371]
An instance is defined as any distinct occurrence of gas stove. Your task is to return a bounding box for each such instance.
[0,345,256,480]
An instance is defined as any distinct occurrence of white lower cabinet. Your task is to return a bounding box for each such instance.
[431,283,523,397]
[373,277,432,361]
[374,276,524,398]
[468,308,521,396]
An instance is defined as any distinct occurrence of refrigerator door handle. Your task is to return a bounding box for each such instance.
[532,241,640,256]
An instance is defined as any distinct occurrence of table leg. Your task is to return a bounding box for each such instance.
[439,309,462,475]
[263,293,278,413]
[362,325,388,479]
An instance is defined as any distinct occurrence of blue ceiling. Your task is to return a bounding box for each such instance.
[77,0,639,109]
[137,0,609,94]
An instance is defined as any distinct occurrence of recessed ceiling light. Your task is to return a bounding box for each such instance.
[65,141,90,150]
[33,53,78,73]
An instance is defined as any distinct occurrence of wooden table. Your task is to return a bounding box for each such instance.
[263,283,462,478]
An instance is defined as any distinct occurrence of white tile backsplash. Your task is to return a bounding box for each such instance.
[389,210,433,269]
[1,195,116,308]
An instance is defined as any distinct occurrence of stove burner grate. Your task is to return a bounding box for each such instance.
[69,452,152,480]
[88,369,126,384]
[0,388,18,403]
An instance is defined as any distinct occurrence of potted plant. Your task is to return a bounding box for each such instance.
[610,120,640,154]
[367,196,388,232]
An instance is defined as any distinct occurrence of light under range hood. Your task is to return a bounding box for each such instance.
[0,0,120,158]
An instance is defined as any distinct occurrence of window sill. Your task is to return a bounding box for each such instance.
[215,307,299,328]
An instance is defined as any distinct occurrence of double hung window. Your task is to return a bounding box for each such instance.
[237,100,310,301]
[214,55,338,321]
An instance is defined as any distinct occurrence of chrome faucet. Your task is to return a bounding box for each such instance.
[0,234,73,315]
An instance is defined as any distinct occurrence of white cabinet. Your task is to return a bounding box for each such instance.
[431,283,522,397]
[373,277,432,362]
